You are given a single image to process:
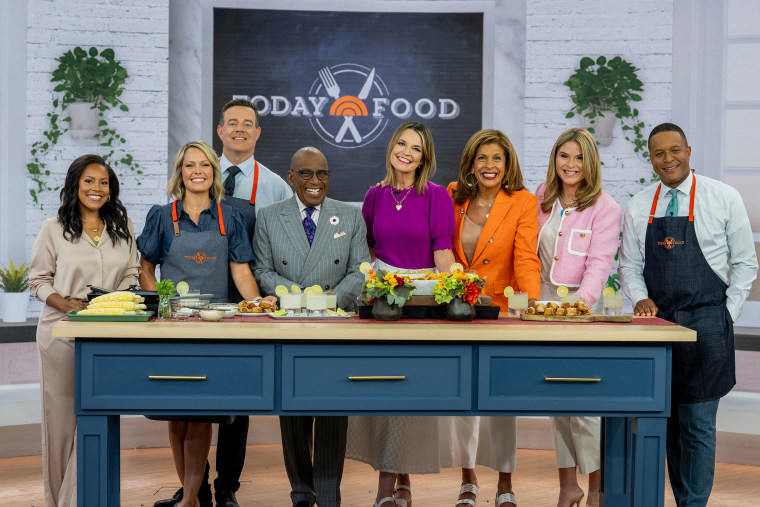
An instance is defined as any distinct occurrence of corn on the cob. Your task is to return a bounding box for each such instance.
[87,301,147,311]
[77,308,128,315]
[89,292,145,304]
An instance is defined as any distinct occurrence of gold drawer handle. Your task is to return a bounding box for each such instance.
[149,375,207,380]
[544,377,601,382]
[348,376,406,381]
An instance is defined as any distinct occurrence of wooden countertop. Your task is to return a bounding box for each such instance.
[53,315,696,343]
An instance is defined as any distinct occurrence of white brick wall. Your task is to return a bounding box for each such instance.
[25,0,170,265]
[522,0,674,208]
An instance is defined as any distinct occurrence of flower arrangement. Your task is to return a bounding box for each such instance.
[364,269,416,306]
[432,270,486,305]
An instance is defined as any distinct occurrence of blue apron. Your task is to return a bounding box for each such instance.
[161,200,230,303]
[643,176,735,403]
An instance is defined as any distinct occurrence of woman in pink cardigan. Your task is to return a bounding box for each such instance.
[536,128,621,507]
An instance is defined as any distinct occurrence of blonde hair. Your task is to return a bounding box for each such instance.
[380,121,436,194]
[452,129,524,205]
[542,128,602,213]
[167,141,224,202]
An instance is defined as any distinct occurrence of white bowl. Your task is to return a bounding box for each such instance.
[199,309,224,321]
[412,279,439,296]
[209,303,237,318]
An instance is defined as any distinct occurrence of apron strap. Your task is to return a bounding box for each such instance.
[217,201,226,236]
[172,200,180,237]
[173,200,226,236]
[250,160,259,205]
[647,175,697,224]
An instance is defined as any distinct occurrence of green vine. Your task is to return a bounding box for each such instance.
[564,56,649,161]
[28,46,142,206]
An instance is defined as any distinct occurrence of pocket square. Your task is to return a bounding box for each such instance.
[333,231,346,239]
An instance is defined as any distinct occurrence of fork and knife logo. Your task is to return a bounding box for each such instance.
[316,65,385,146]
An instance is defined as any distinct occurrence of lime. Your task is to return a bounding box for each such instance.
[303,286,315,296]
[336,308,347,316]
[359,262,372,274]
[326,309,337,316]
[602,286,616,296]
[450,262,464,273]
[290,285,302,294]
[176,281,189,297]
[273,309,287,316]
[503,286,514,297]
[275,285,288,298]
[309,285,323,295]
[557,285,569,298]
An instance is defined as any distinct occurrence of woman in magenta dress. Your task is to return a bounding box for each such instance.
[347,121,456,507]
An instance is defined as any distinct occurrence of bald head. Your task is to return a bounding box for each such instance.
[287,147,330,207]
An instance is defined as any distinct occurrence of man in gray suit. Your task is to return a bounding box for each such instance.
[253,146,370,507]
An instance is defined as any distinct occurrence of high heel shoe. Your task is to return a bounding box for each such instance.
[456,483,478,506]
[393,484,412,507]
[374,498,395,507]
[559,492,584,507]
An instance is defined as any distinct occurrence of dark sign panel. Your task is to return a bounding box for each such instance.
[214,8,483,201]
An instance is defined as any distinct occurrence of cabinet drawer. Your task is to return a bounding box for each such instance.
[281,344,471,411]
[478,345,669,414]
[77,342,275,412]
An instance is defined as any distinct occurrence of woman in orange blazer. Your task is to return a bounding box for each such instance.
[443,129,540,507]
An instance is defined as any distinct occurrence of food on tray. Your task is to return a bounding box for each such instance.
[82,291,147,315]
[238,299,277,313]
[273,309,288,316]
[327,308,348,316]
[527,300,590,317]
[89,291,144,304]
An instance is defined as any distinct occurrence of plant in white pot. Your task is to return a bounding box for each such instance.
[564,55,648,158]
[27,46,142,207]
[0,259,30,323]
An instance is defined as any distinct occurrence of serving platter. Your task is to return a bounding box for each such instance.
[268,313,353,320]
[520,313,632,323]
[66,311,154,322]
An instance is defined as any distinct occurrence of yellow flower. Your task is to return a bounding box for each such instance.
[388,277,398,287]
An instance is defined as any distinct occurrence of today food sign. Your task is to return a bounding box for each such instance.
[214,8,484,201]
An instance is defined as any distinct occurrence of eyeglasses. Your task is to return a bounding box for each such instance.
[292,169,330,181]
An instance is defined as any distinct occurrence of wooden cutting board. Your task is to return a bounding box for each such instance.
[520,313,633,323]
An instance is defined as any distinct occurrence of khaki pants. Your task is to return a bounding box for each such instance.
[551,416,601,475]
[37,308,77,507]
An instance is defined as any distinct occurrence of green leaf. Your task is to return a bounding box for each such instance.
[88,47,98,57]
[596,55,607,66]
[120,104,128,111]
[580,57,595,69]
[565,112,574,118]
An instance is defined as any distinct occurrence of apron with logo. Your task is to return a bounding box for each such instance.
[643,176,735,403]
[161,200,229,303]
[223,161,259,303]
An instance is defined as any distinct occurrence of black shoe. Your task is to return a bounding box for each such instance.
[154,488,182,507]
[292,502,312,507]
[154,487,213,507]
[215,489,240,507]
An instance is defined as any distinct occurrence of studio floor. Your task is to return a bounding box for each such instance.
[2,444,760,506]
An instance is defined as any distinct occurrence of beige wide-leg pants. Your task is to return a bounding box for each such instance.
[446,416,517,473]
[551,416,600,475]
[37,308,77,507]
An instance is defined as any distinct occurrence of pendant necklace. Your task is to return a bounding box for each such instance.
[477,198,495,219]
[559,195,577,209]
[90,221,104,243]
[391,186,413,211]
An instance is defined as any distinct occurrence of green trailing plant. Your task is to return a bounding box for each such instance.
[564,56,649,160]
[0,259,30,293]
[28,46,142,206]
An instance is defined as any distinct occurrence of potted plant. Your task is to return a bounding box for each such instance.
[564,55,647,157]
[0,259,30,323]
[432,269,486,321]
[155,279,176,320]
[364,269,416,321]
[27,46,142,206]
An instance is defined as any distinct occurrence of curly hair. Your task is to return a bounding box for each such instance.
[57,154,131,245]
[452,129,524,205]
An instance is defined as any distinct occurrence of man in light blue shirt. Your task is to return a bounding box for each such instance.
[619,123,757,507]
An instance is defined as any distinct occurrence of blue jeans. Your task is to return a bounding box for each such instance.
[666,399,720,507]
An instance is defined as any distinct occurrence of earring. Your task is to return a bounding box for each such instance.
[502,179,509,189]
[465,172,478,188]
[105,195,110,203]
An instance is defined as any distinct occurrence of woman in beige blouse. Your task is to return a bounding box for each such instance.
[29,154,139,507]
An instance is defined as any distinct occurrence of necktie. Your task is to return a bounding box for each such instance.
[223,166,241,196]
[303,207,316,246]
[666,188,679,217]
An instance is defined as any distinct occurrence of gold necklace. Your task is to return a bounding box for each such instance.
[390,187,413,211]
[477,198,495,218]
[89,221,104,243]
[559,195,577,209]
